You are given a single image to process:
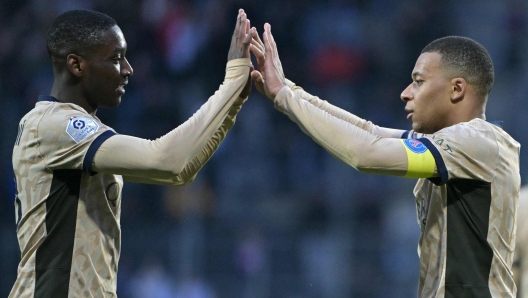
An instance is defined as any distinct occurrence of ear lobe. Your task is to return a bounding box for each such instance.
[66,54,85,77]
[450,77,466,102]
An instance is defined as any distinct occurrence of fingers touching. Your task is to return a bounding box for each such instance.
[228,11,286,99]
[227,9,256,61]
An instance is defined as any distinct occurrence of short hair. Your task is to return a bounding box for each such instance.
[46,10,117,58]
[421,36,494,99]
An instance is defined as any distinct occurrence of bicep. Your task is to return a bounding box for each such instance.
[354,138,437,178]
[92,134,171,178]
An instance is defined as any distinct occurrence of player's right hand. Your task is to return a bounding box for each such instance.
[253,23,286,100]
[227,9,256,61]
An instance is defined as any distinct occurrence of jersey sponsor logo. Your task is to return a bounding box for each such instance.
[433,137,453,153]
[403,139,428,154]
[66,116,99,143]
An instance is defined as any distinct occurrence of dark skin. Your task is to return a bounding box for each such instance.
[50,25,132,115]
[50,9,256,115]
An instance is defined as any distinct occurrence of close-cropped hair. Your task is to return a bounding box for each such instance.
[421,36,494,99]
[46,10,117,59]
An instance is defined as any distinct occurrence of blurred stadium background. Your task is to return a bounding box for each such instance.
[1,0,527,297]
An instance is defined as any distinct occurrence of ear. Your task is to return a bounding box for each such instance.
[450,77,466,103]
[66,54,86,78]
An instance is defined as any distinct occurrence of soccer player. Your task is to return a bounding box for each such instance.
[249,24,520,297]
[10,9,256,297]
[514,186,528,297]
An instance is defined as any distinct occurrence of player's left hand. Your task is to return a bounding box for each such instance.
[227,9,257,61]
[249,33,266,96]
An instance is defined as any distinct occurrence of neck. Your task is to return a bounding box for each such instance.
[446,94,486,126]
[50,80,97,115]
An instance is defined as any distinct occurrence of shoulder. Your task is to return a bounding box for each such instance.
[430,119,501,150]
[437,118,495,138]
[38,102,112,144]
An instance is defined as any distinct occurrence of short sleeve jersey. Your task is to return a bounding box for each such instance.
[409,118,520,297]
[10,96,122,298]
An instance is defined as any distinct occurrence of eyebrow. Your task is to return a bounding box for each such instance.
[412,71,422,79]
[113,46,127,53]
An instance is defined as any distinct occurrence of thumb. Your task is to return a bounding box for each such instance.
[251,70,266,95]
[251,70,263,82]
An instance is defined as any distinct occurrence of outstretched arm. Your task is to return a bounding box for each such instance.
[257,23,437,178]
[249,25,406,139]
[286,81,406,138]
[119,91,248,185]
[92,9,256,185]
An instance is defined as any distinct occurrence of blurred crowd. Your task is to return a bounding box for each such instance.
[1,0,528,297]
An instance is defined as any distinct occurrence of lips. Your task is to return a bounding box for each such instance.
[117,81,127,94]
[407,112,413,120]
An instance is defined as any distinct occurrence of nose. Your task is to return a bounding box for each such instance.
[400,83,413,102]
[122,57,133,77]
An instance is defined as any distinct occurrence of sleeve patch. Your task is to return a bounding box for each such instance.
[403,139,428,154]
[66,116,99,143]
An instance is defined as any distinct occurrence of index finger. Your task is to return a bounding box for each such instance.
[253,29,264,48]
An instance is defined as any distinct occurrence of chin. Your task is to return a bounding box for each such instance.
[412,123,422,133]
[412,123,429,134]
[108,97,122,107]
[414,126,436,135]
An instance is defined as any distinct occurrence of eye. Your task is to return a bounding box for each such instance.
[112,55,122,64]
[414,79,424,86]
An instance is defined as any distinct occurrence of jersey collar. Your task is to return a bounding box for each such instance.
[38,95,59,102]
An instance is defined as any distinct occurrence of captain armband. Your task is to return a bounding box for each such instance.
[400,139,436,178]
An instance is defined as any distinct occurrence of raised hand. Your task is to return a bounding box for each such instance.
[249,32,266,95]
[251,23,286,100]
[227,9,257,61]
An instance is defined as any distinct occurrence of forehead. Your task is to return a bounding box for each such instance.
[93,25,127,55]
[412,52,443,77]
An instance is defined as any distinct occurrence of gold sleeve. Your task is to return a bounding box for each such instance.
[285,79,406,138]
[273,86,438,178]
[92,58,250,185]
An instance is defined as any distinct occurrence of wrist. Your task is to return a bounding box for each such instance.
[271,84,289,101]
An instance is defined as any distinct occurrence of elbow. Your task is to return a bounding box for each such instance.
[169,160,203,185]
[354,163,371,174]
[167,172,197,186]
[180,173,197,185]
[347,151,375,174]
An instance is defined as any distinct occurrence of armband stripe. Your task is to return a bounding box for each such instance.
[83,130,116,175]
[419,138,448,185]
[401,130,410,139]
[400,139,436,178]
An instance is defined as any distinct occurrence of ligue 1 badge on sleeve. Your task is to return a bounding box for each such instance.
[66,116,99,143]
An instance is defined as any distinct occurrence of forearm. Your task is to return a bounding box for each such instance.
[93,58,250,183]
[285,79,406,138]
[122,95,247,185]
[274,86,413,176]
